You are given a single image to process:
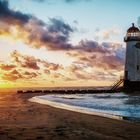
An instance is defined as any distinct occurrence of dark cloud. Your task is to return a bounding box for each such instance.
[37,17,74,50]
[0,0,31,24]
[76,40,109,53]
[0,0,74,50]
[0,0,123,59]
[48,18,73,37]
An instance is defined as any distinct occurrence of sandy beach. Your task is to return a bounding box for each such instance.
[0,92,140,140]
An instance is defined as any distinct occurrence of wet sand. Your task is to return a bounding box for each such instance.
[0,92,140,140]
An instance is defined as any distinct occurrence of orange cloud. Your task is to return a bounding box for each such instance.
[2,70,23,81]
[11,50,40,70]
[0,64,16,71]
[1,69,39,82]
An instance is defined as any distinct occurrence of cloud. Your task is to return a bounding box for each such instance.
[0,50,64,82]
[0,64,16,70]
[0,52,41,81]
[21,56,40,70]
[37,17,74,50]
[2,69,39,81]
[24,71,38,79]
[0,0,31,24]
[44,69,50,74]
[66,63,114,81]
[95,27,121,40]
[48,18,73,37]
[67,40,125,72]
[76,40,110,53]
[1,47,124,83]
[11,50,64,72]
[11,50,40,70]
[0,0,74,50]
[42,60,63,71]
[0,0,124,56]
[2,69,23,81]
[0,0,125,83]
[0,21,10,35]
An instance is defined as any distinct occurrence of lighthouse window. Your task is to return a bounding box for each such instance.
[137,65,139,71]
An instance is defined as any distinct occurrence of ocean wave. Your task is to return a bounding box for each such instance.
[29,93,140,121]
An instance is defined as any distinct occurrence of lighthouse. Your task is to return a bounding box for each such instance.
[124,23,140,91]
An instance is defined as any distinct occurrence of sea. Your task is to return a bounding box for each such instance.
[29,92,140,122]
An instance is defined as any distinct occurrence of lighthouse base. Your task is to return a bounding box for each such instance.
[124,80,140,92]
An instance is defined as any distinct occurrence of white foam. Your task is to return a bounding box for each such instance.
[29,96,123,121]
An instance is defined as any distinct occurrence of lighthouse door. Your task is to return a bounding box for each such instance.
[125,71,128,80]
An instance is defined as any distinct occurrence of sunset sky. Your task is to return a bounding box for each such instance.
[0,0,140,88]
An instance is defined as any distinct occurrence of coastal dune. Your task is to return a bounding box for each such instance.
[0,92,140,140]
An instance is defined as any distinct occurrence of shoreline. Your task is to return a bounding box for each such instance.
[29,96,124,121]
[29,94,140,123]
[0,92,140,140]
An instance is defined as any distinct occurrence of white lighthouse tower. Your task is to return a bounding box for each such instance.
[124,23,140,91]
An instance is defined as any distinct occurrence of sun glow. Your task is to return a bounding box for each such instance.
[0,80,13,88]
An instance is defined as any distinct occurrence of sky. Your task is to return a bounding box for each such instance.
[0,0,140,88]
